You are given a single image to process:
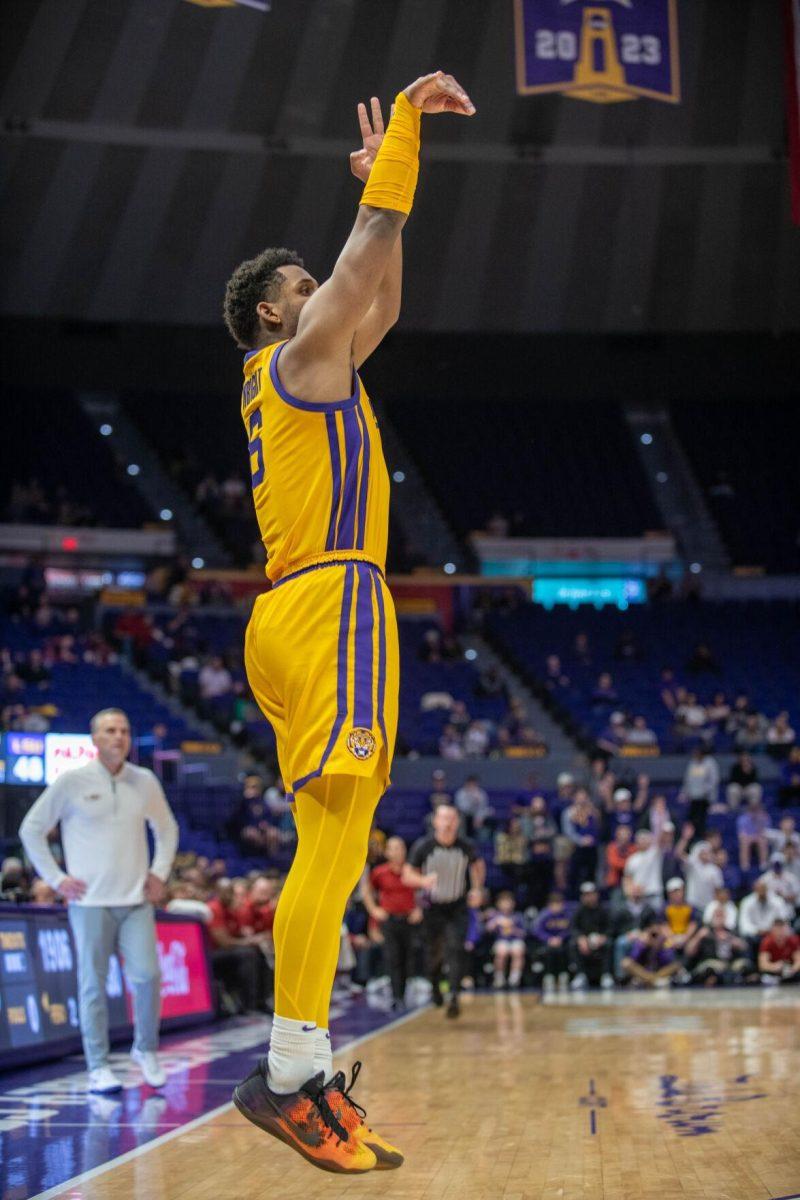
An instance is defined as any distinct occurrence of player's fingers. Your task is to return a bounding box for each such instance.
[437,73,475,113]
[370,96,384,136]
[357,101,373,141]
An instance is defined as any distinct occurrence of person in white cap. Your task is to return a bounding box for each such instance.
[760,854,800,908]
[20,708,178,1094]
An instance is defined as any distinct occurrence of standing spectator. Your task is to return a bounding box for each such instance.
[570,882,614,990]
[405,806,485,1019]
[494,817,531,901]
[533,892,573,991]
[679,747,720,838]
[486,892,527,989]
[454,775,492,837]
[623,831,664,909]
[739,879,790,954]
[561,788,600,895]
[726,753,762,809]
[605,824,636,891]
[680,836,724,911]
[757,918,800,985]
[737,795,770,871]
[19,708,177,1093]
[362,838,421,1011]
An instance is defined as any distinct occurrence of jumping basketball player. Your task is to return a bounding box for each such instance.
[223,71,475,1174]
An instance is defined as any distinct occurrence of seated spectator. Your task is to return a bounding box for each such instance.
[207,879,271,1013]
[725,692,752,737]
[544,654,570,690]
[533,892,573,991]
[674,693,710,740]
[455,775,493,836]
[166,881,212,923]
[785,843,800,886]
[487,891,527,988]
[735,712,768,753]
[739,878,791,955]
[592,672,618,708]
[768,813,800,856]
[438,724,464,760]
[463,719,491,757]
[767,711,796,758]
[737,795,770,871]
[684,909,754,986]
[199,655,233,701]
[17,649,51,688]
[662,879,698,952]
[621,920,680,988]
[571,882,614,989]
[29,878,57,906]
[760,854,800,910]
[597,711,629,755]
[622,715,658,751]
[702,886,738,932]
[778,747,800,808]
[758,918,800,985]
[236,873,280,938]
[726,752,762,810]
[706,691,731,730]
[605,824,636,891]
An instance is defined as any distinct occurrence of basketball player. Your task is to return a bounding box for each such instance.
[223,71,475,1174]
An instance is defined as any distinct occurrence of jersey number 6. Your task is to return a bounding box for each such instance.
[248,409,265,488]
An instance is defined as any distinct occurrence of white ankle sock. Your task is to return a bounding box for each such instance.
[313,1027,334,1081]
[267,1015,317,1094]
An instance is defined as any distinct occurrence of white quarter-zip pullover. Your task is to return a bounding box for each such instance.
[19,759,178,906]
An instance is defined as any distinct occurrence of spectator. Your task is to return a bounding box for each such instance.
[361,837,421,1011]
[454,775,492,837]
[760,855,800,910]
[236,874,280,938]
[198,656,233,701]
[17,649,51,688]
[726,753,762,810]
[494,816,531,898]
[544,654,570,690]
[463,887,490,990]
[533,892,573,991]
[623,716,658,750]
[702,886,738,932]
[438,724,464,760]
[679,746,720,837]
[621,920,680,988]
[518,795,556,908]
[597,711,629,755]
[735,712,768,753]
[680,835,724,911]
[486,892,527,989]
[623,831,664,908]
[684,909,753,987]
[207,879,270,1013]
[662,879,698,952]
[737,795,770,871]
[570,882,614,990]
[605,824,636,891]
[674,693,710,741]
[757,918,800,985]
[463,720,491,757]
[706,691,731,730]
[767,711,796,758]
[592,672,618,708]
[561,788,600,895]
[778,747,800,808]
[29,878,57,906]
[166,881,212,924]
[738,878,790,950]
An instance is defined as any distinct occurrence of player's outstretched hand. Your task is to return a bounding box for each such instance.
[350,96,386,183]
[403,70,475,116]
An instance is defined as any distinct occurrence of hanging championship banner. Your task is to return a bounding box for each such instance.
[514,0,680,105]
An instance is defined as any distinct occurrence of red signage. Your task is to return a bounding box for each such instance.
[123,919,213,1021]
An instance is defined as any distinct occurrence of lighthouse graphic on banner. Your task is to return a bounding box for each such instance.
[514,0,680,104]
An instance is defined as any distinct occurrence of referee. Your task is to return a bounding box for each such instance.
[404,804,485,1018]
[20,708,178,1094]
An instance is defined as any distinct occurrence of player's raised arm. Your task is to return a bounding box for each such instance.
[278,72,474,396]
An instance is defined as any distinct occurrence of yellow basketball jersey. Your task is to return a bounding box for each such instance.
[240,340,390,584]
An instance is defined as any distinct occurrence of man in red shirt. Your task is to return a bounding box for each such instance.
[208,879,271,1012]
[362,837,421,1010]
[758,918,800,985]
[236,874,281,937]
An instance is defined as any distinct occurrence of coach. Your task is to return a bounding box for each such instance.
[20,708,178,1094]
[404,804,485,1018]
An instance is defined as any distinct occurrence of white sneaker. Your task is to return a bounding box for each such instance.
[570,973,588,991]
[542,974,556,993]
[600,972,615,990]
[493,973,505,989]
[760,974,781,987]
[508,971,522,988]
[557,971,570,991]
[87,1066,123,1094]
[131,1048,166,1088]
[654,975,672,989]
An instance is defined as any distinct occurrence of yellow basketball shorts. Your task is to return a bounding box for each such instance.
[244,560,399,796]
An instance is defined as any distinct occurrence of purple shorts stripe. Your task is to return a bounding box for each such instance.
[354,404,371,551]
[272,558,384,589]
[325,412,342,552]
[372,569,388,747]
[336,408,362,549]
[353,564,375,731]
[292,563,354,793]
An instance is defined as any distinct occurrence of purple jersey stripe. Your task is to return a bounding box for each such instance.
[292,564,354,792]
[354,403,371,550]
[270,342,359,413]
[325,412,342,552]
[353,564,375,730]
[373,569,388,747]
[336,408,362,549]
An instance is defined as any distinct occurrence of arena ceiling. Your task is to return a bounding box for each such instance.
[1,0,798,334]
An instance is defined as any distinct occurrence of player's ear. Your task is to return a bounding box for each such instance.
[256,300,282,331]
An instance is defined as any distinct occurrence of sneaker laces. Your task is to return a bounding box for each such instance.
[329,1060,368,1123]
[302,1076,350,1145]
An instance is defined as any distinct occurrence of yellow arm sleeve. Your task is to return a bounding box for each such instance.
[359,92,421,217]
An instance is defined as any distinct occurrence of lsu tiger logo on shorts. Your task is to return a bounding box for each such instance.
[347,728,377,761]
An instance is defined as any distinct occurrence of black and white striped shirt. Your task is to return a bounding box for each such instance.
[408,835,477,905]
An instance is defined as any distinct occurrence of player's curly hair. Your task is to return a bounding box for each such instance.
[223,247,305,349]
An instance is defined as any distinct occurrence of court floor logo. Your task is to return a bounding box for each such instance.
[347,728,376,761]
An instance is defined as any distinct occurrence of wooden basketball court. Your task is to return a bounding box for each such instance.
[39,990,800,1200]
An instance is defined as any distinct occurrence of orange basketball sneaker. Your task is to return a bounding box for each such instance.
[233,1060,377,1174]
[324,1061,404,1170]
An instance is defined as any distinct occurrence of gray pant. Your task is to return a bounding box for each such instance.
[69,903,161,1071]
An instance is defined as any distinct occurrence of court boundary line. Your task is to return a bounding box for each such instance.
[28,1003,428,1200]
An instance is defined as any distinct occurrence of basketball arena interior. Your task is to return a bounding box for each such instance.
[2,2,800,1198]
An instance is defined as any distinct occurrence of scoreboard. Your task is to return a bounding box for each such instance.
[0,907,214,1069]
[0,731,97,787]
